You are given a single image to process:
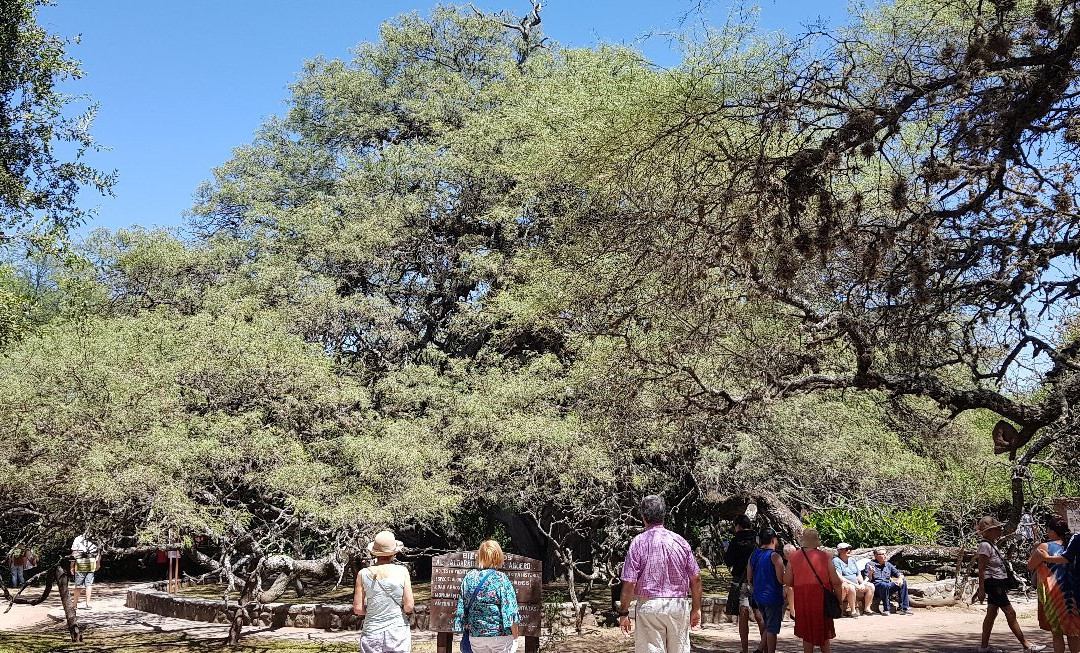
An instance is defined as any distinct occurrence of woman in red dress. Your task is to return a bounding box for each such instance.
[785,528,844,653]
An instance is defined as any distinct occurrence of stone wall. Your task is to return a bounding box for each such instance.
[125,582,430,631]
[908,579,957,600]
[127,581,744,632]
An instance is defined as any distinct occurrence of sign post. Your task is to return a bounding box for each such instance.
[429,551,542,653]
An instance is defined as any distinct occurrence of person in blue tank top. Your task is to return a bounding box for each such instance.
[747,527,785,653]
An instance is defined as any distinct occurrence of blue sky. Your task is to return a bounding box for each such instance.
[41,0,849,235]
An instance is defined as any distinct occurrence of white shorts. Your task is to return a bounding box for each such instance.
[359,624,411,653]
[466,635,517,653]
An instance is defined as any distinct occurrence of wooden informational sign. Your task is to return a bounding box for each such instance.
[1054,497,1080,532]
[430,551,542,653]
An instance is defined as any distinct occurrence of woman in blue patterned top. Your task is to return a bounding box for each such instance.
[454,540,520,653]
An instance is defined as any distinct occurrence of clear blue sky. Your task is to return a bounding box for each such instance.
[41,0,849,235]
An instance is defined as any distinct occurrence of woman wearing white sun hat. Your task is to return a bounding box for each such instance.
[353,530,414,653]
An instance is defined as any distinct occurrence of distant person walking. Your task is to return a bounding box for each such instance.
[353,530,414,653]
[454,539,520,653]
[70,532,101,609]
[749,527,785,653]
[725,514,765,653]
[786,528,841,653]
[1027,515,1080,653]
[619,495,702,653]
[8,544,35,588]
[975,515,1045,653]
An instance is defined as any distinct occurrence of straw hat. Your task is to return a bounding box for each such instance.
[367,530,404,556]
[800,528,822,548]
[976,516,1005,534]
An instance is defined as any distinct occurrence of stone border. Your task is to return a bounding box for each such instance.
[125,581,430,631]
[125,581,735,632]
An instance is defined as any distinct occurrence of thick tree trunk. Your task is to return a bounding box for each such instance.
[254,552,343,603]
[5,566,56,610]
[228,558,263,645]
[707,491,806,538]
[56,566,82,642]
[847,544,963,560]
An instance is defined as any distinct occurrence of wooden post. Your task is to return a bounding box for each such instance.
[437,631,453,653]
[524,635,540,653]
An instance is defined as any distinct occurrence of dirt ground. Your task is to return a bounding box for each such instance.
[0,583,1054,652]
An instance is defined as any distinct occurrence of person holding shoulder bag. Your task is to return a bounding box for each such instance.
[975,516,1045,653]
[785,528,843,653]
[353,530,414,653]
[454,540,520,653]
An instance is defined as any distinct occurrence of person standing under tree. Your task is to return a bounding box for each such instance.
[454,539,520,653]
[353,530,414,653]
[786,528,843,653]
[7,544,33,588]
[975,515,1046,653]
[619,495,703,653]
[749,528,786,653]
[70,531,101,610]
[725,515,765,653]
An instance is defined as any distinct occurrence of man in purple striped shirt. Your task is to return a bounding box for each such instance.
[619,495,703,653]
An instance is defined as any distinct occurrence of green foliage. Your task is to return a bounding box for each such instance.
[0,309,455,551]
[0,264,30,345]
[1,2,1067,582]
[806,506,942,548]
[0,0,115,241]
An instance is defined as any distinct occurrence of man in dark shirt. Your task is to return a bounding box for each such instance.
[725,515,765,653]
[865,549,912,615]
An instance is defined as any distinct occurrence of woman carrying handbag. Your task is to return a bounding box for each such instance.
[454,540,521,653]
[975,515,1045,653]
[785,528,843,653]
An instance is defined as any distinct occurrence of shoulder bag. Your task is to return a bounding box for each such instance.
[989,543,1022,591]
[460,569,497,653]
[801,548,843,619]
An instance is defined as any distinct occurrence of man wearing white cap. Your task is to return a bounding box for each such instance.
[831,543,873,617]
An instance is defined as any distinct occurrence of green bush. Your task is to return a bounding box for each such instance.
[806,506,941,548]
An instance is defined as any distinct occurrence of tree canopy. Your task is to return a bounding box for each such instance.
[0,0,115,242]
[2,0,1078,607]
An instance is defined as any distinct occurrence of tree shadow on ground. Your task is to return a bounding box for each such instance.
[690,630,1043,653]
[0,631,359,653]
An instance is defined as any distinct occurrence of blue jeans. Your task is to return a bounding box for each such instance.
[872,580,909,613]
[10,565,23,587]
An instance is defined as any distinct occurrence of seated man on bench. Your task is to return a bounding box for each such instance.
[865,549,913,616]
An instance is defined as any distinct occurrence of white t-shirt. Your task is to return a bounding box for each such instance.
[977,541,1008,580]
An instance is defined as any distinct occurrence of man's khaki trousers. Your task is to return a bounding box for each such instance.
[635,597,691,653]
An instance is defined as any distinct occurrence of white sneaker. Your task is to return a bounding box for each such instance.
[1024,645,1047,653]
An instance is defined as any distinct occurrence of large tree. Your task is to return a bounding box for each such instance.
[524,0,1080,524]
